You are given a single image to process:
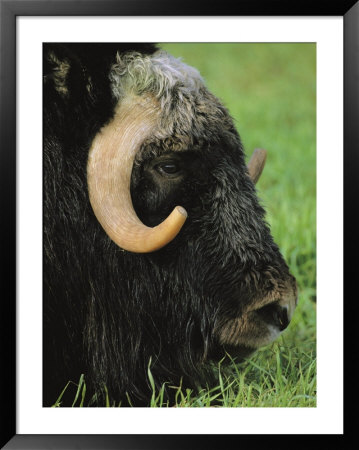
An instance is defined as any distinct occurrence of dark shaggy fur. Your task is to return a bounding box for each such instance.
[43,43,296,406]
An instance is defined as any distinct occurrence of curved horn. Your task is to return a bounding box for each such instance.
[87,95,187,253]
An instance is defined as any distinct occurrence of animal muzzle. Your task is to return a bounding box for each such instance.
[217,276,298,350]
[255,289,297,334]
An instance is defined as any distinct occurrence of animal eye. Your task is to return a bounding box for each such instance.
[156,163,180,176]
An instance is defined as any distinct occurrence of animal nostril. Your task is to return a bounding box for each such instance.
[256,303,290,331]
[276,306,289,331]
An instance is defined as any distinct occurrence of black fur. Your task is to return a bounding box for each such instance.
[43,43,294,406]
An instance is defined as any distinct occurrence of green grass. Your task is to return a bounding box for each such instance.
[53,43,316,408]
[55,332,316,407]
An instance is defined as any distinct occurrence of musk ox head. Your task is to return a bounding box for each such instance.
[43,44,297,406]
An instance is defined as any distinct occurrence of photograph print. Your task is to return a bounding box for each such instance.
[43,42,316,408]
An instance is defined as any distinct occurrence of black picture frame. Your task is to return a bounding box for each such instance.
[1,1,356,448]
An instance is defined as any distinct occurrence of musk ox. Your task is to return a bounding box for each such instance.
[43,43,297,406]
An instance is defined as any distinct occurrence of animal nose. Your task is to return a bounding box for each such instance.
[256,302,292,332]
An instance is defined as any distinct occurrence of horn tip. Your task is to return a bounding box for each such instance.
[175,206,188,218]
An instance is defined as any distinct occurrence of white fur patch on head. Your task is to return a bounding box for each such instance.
[109,49,231,149]
[109,50,205,109]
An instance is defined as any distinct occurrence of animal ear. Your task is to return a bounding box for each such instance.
[247,148,267,184]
